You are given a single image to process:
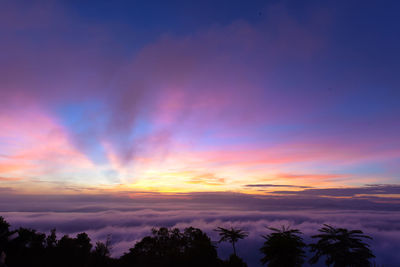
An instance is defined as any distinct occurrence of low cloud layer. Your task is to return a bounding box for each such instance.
[1,189,400,266]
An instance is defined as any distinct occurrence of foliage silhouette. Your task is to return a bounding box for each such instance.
[91,235,115,267]
[5,227,46,267]
[223,254,248,267]
[309,224,375,267]
[0,217,10,254]
[214,227,248,257]
[120,227,220,267]
[260,226,306,267]
[93,235,111,258]
[43,228,58,267]
[0,216,383,267]
[56,232,93,267]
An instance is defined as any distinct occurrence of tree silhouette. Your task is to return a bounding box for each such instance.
[57,232,93,267]
[224,254,248,267]
[180,227,219,266]
[44,228,58,267]
[0,217,10,251]
[120,227,220,267]
[46,229,57,248]
[260,226,306,267]
[0,217,10,267]
[93,235,112,258]
[0,217,383,267]
[5,227,46,267]
[214,227,248,256]
[91,235,113,267]
[0,217,136,267]
[309,224,375,267]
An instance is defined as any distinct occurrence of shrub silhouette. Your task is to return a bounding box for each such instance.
[309,224,375,267]
[260,226,306,267]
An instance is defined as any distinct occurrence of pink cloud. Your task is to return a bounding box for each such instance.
[0,176,24,181]
[0,101,93,187]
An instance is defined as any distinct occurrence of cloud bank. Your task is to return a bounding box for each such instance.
[1,188,400,266]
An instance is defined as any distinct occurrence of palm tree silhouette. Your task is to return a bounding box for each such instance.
[214,227,248,256]
[260,225,306,267]
[309,224,375,267]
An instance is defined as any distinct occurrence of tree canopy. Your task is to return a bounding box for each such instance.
[120,227,220,267]
[214,227,248,256]
[260,226,306,267]
[309,224,375,267]
[0,216,380,267]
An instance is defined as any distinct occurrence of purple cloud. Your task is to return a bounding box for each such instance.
[1,189,400,266]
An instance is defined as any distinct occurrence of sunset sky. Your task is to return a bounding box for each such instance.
[1,1,400,265]
[1,0,399,195]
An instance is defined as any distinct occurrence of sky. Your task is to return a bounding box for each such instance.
[1,0,399,194]
[1,0,400,265]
